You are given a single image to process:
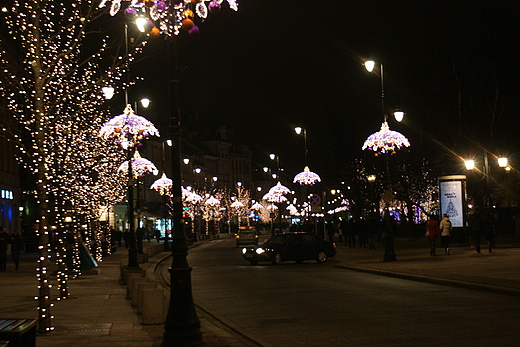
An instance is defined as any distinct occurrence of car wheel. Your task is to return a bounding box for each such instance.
[316,250,327,263]
[249,259,259,265]
[272,253,282,265]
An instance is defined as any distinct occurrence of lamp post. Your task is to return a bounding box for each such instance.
[107,2,239,344]
[294,126,308,166]
[362,60,410,263]
[99,105,160,268]
[464,153,509,209]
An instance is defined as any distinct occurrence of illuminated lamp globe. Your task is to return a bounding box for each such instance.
[188,25,200,36]
[365,60,375,72]
[124,7,137,18]
[181,18,195,31]
[183,9,194,18]
[156,0,167,10]
[149,27,161,37]
[209,1,221,12]
[136,17,155,33]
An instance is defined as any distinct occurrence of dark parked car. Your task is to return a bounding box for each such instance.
[235,226,260,247]
[241,232,336,265]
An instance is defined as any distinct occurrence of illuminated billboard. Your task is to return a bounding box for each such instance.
[438,175,466,228]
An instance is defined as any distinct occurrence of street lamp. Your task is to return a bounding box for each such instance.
[107,2,239,344]
[99,104,160,269]
[362,60,411,263]
[464,153,509,208]
[294,127,321,186]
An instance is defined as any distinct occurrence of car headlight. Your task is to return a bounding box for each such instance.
[242,248,247,254]
[255,248,265,255]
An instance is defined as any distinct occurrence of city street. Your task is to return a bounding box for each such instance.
[159,237,520,347]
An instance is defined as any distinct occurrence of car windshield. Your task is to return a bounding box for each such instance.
[239,231,256,235]
[265,234,291,244]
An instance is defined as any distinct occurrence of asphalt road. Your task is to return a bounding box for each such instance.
[164,237,520,347]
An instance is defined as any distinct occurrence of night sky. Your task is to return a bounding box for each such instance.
[134,1,520,186]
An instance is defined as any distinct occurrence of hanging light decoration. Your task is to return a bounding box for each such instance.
[185,192,203,204]
[293,166,321,186]
[362,122,410,155]
[266,204,278,212]
[205,196,220,207]
[286,204,298,215]
[231,200,245,208]
[99,104,160,149]
[262,191,288,203]
[151,173,172,196]
[102,0,239,36]
[268,181,291,195]
[118,151,158,177]
[251,202,264,210]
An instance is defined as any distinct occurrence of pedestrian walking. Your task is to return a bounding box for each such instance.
[483,211,495,252]
[346,218,357,248]
[366,213,380,250]
[10,230,24,270]
[439,214,452,255]
[425,215,440,256]
[0,226,11,271]
[358,218,368,248]
[468,207,484,253]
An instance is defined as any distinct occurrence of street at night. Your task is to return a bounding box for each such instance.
[160,236,520,347]
[2,1,520,347]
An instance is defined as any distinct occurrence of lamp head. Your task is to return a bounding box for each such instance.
[364,60,375,72]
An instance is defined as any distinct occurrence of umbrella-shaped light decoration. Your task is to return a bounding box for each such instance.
[268,182,291,195]
[118,151,159,178]
[103,0,239,37]
[99,104,160,149]
[266,204,278,212]
[231,201,245,209]
[293,166,321,186]
[185,192,203,204]
[286,204,298,215]
[205,196,220,207]
[362,122,410,155]
[251,202,264,211]
[150,173,172,196]
[262,191,288,204]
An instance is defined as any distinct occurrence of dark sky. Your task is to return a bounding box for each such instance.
[134,1,520,186]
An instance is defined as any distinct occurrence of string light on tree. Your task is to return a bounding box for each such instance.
[0,1,146,333]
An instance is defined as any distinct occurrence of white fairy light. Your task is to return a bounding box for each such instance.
[362,122,410,154]
[293,166,321,186]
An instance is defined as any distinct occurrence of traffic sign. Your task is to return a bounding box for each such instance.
[309,194,322,206]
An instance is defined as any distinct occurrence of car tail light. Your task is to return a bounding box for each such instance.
[333,243,337,248]
[235,235,240,239]
[254,234,259,239]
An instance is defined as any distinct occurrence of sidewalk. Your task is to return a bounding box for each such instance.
[1,235,519,346]
[331,236,520,296]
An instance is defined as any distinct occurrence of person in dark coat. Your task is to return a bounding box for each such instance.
[483,211,495,252]
[346,219,357,248]
[10,230,24,270]
[0,226,11,271]
[468,208,484,253]
[366,213,380,250]
[425,215,440,256]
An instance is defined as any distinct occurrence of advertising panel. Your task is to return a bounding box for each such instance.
[439,178,465,228]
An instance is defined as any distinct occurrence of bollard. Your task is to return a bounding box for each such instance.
[141,288,165,325]
[136,282,158,313]
[129,277,148,302]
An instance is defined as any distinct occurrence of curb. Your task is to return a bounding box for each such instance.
[333,263,520,297]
